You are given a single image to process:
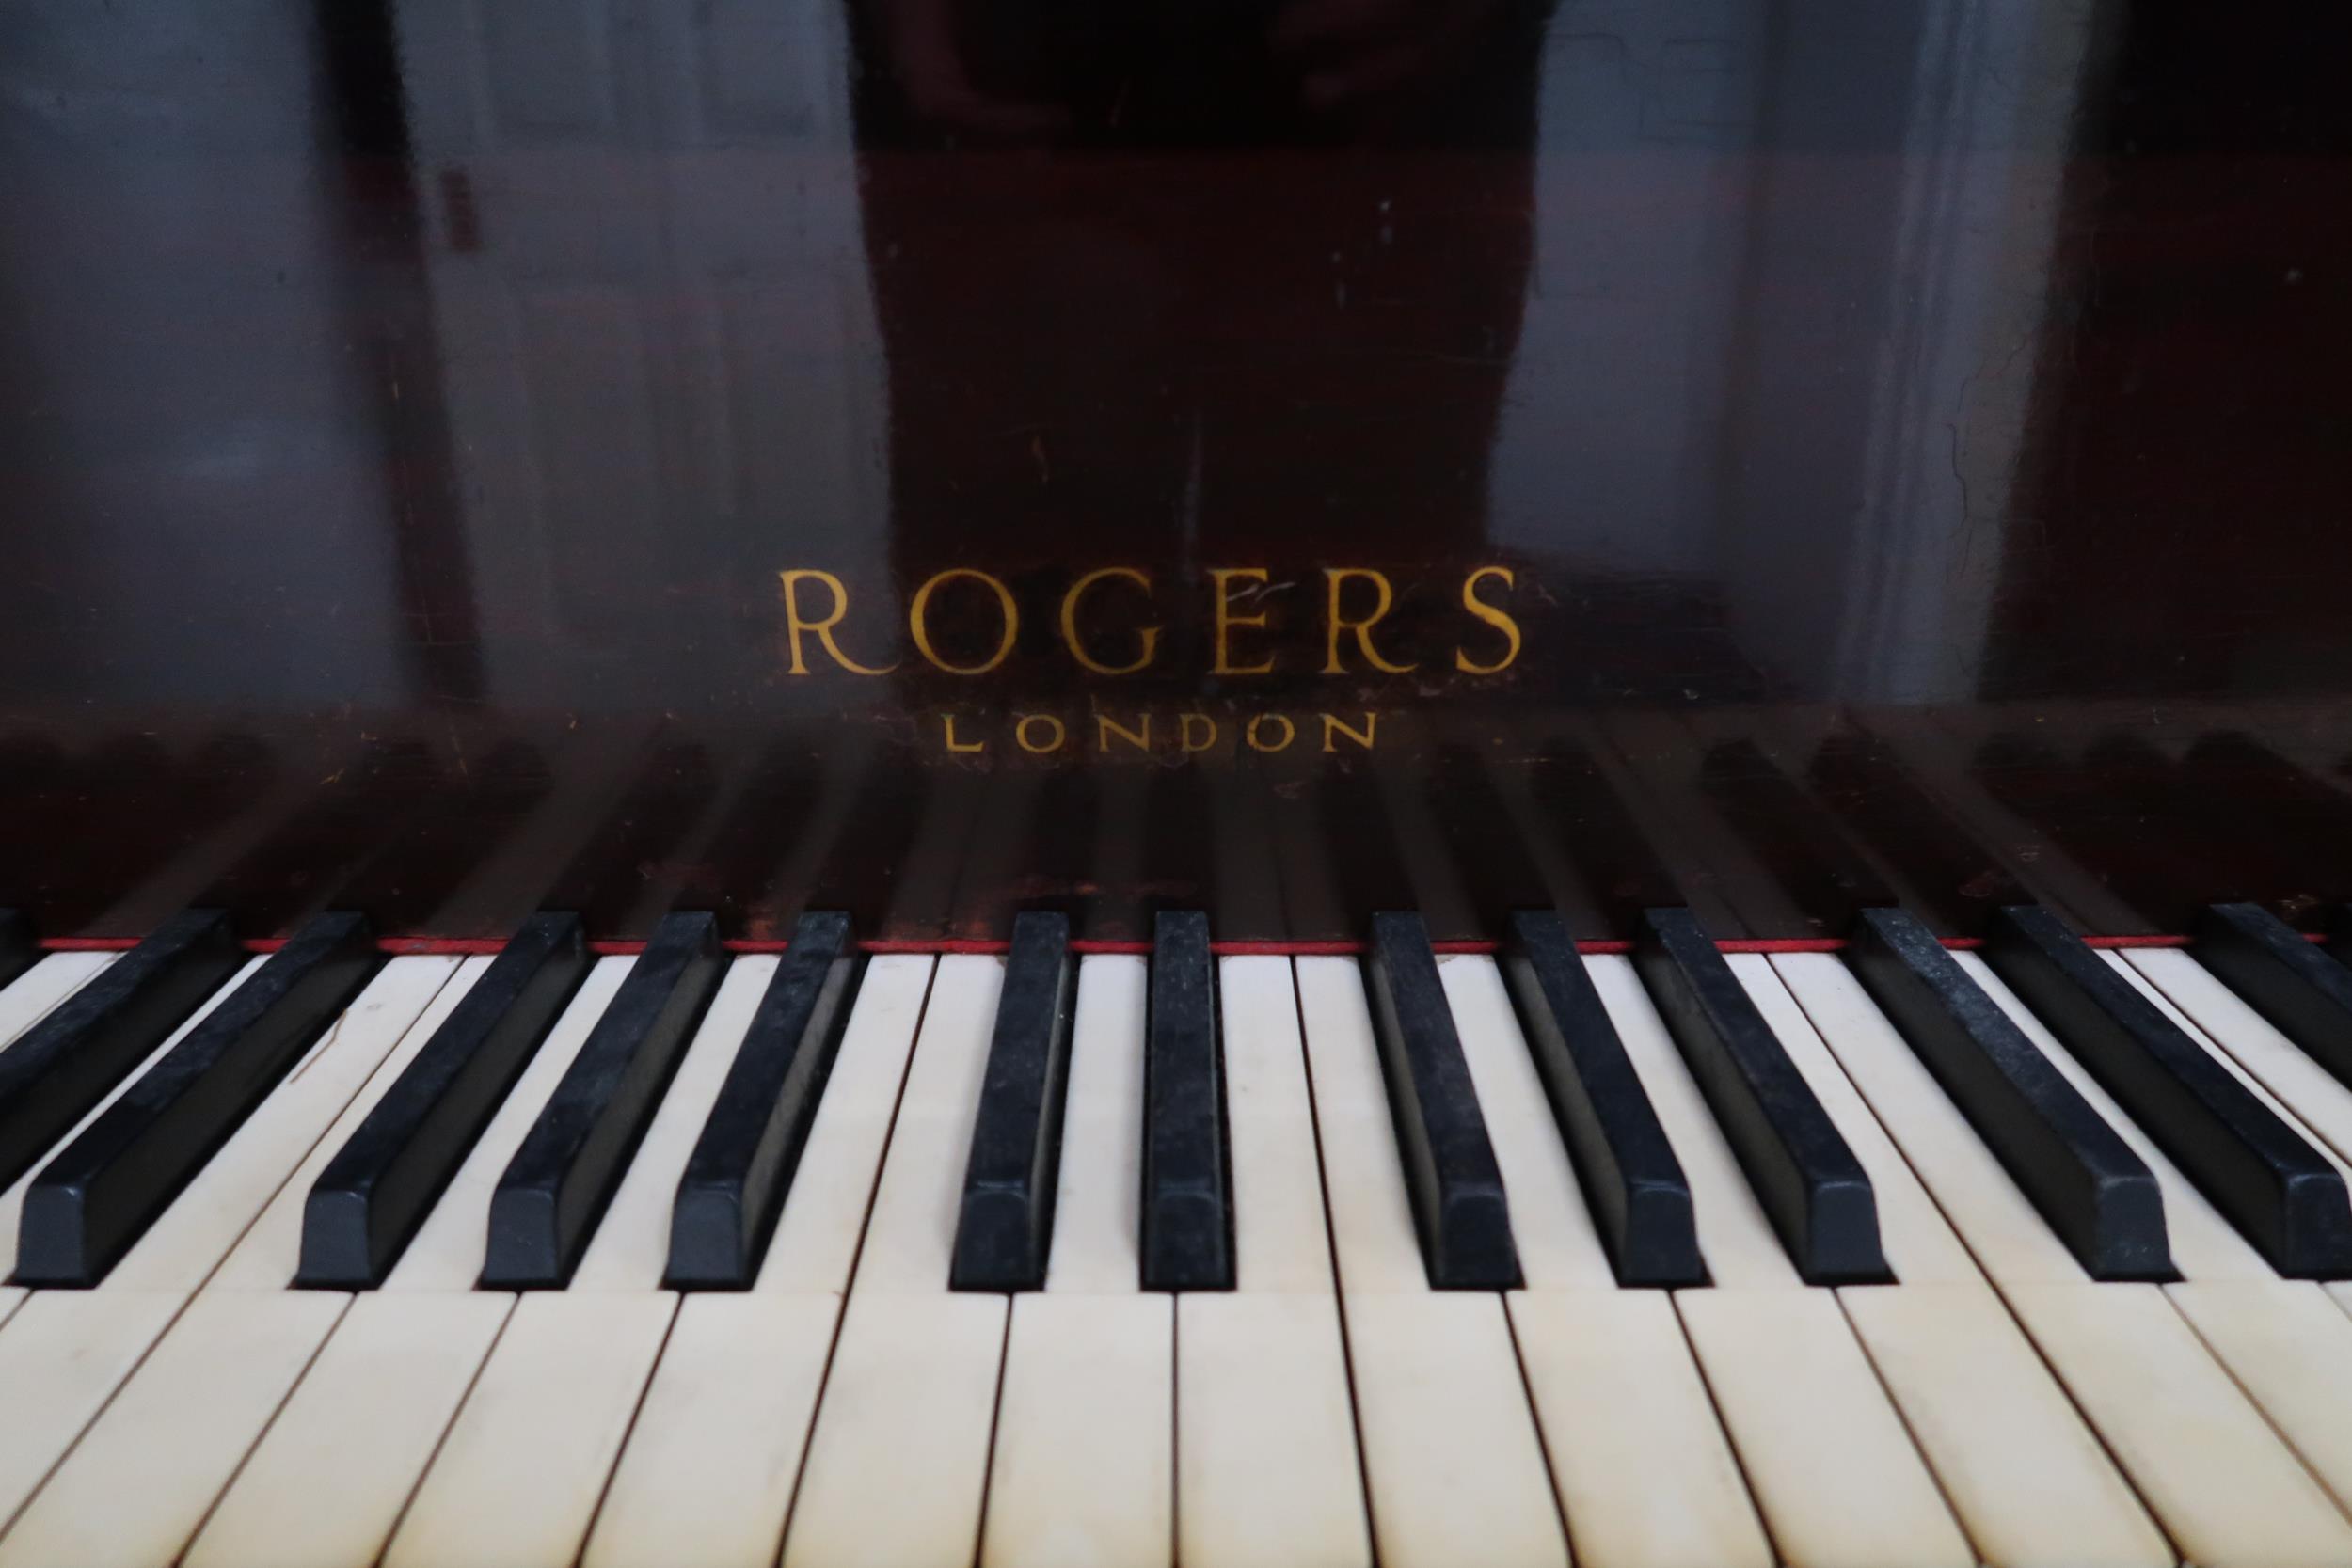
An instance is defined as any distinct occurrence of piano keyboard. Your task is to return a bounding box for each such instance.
[8,902,2352,1566]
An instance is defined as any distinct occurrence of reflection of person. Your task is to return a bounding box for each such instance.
[846,0,1551,696]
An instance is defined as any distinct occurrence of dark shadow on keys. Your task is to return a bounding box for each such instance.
[199,736,446,937]
[2183,734,2352,927]
[330,740,553,936]
[1521,736,1686,941]
[670,737,826,942]
[1,733,274,937]
[1699,737,1899,938]
[1807,722,2028,939]
[538,738,721,940]
[1970,733,2271,937]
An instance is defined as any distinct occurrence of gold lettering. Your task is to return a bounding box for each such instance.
[1060,568,1160,676]
[1181,712,1218,753]
[941,714,985,753]
[1454,566,1523,674]
[1322,568,1415,673]
[910,569,1018,674]
[1246,713,1297,752]
[1320,712,1377,752]
[1210,568,1276,675]
[1015,713,1067,753]
[778,570,898,675]
[1096,712,1152,753]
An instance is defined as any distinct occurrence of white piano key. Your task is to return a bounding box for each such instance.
[1225,956,1335,1291]
[0,1290,183,1530]
[1293,955,1427,1294]
[1176,1292,1369,1568]
[1770,952,2089,1287]
[846,954,1003,1293]
[107,955,459,1292]
[1757,955,2168,1564]
[1954,950,2274,1281]
[2086,956,2352,1519]
[0,952,117,1045]
[975,959,1171,1567]
[781,1291,1008,1568]
[209,955,496,1290]
[584,1292,841,1568]
[1510,1291,1771,1568]
[756,954,935,1292]
[1343,1291,1569,1568]
[1435,954,1614,1289]
[1840,1284,2170,1568]
[184,1291,513,1568]
[784,957,1009,1565]
[1677,1289,1974,1568]
[0,957,434,1530]
[1451,949,1768,1568]
[385,1291,676,1568]
[384,954,631,1291]
[2100,950,2352,1180]
[2122,946,2352,1174]
[0,955,264,1270]
[0,1290,17,1332]
[1729,954,1979,1285]
[587,959,935,1568]
[2170,1279,2352,1518]
[0,1291,347,1568]
[981,1293,1172,1568]
[1588,954,1799,1287]
[1045,955,1145,1292]
[2011,1281,2352,1568]
[1294,957,1567,1567]
[1779,952,2352,1564]
[571,954,771,1290]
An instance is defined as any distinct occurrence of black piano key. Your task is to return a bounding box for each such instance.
[1140,911,1232,1291]
[1984,904,2352,1277]
[1636,907,1888,1284]
[666,912,862,1290]
[481,911,726,1288]
[2195,901,2352,1087]
[1849,906,2172,1280]
[0,908,244,1195]
[17,912,379,1286]
[0,911,33,992]
[1502,911,1704,1288]
[1364,911,1521,1290]
[949,911,1076,1291]
[297,913,593,1288]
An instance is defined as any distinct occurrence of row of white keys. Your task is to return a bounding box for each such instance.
[0,953,272,1530]
[1178,956,1365,1568]
[181,954,634,1568]
[1295,955,1566,1568]
[783,954,1008,1568]
[985,955,1169,1568]
[0,954,466,1567]
[1733,954,2169,1568]
[1775,950,2352,1567]
[388,953,787,1568]
[1590,954,1976,1568]
[190,950,933,1568]
[586,952,936,1568]
[1440,953,1774,1568]
[1963,948,2352,1527]
[2084,950,2352,1520]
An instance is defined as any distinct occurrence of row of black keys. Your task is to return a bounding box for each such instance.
[6,893,2352,1292]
